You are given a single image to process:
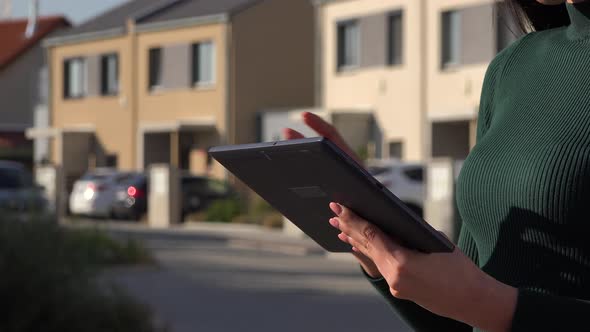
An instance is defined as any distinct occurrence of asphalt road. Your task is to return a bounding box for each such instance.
[104,229,411,332]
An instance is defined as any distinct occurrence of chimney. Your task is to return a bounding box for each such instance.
[25,0,38,38]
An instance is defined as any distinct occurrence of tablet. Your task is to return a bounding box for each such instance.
[208,137,454,253]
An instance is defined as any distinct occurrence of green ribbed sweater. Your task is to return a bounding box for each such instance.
[366,3,590,331]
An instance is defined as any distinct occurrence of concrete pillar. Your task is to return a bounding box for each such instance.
[423,158,462,242]
[170,131,179,168]
[35,165,63,217]
[148,164,181,228]
[189,148,208,175]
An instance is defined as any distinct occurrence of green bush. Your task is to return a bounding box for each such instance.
[0,220,164,332]
[227,194,284,228]
[205,197,243,222]
[64,227,154,266]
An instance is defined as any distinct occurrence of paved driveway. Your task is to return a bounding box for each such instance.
[105,228,411,332]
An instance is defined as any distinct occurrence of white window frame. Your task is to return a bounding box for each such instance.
[336,19,360,71]
[192,41,216,88]
[441,10,461,69]
[64,57,87,99]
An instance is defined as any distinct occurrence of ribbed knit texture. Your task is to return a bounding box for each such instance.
[364,3,590,331]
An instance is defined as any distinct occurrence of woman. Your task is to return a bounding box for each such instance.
[284,0,590,331]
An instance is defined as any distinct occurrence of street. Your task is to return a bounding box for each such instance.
[104,226,411,332]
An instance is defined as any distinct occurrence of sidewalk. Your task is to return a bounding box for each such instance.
[64,219,328,256]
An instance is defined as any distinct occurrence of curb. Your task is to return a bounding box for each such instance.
[63,219,326,256]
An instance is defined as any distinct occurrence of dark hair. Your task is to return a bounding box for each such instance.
[500,0,570,33]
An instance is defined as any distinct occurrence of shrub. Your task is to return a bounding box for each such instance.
[64,227,154,266]
[229,194,284,229]
[205,197,243,223]
[261,212,284,229]
[0,220,164,332]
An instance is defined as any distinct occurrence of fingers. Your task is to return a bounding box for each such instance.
[329,203,410,263]
[329,203,383,254]
[302,112,339,139]
[301,112,364,165]
[283,128,305,139]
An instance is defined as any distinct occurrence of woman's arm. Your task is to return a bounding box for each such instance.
[510,290,590,331]
[360,226,480,332]
[330,203,518,332]
[362,271,473,332]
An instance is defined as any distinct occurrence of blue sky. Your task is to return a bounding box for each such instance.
[11,0,127,24]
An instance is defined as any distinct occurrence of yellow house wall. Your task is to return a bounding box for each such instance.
[50,35,135,170]
[135,23,228,133]
[321,0,425,161]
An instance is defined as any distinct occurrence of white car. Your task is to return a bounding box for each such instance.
[69,169,132,218]
[367,159,425,216]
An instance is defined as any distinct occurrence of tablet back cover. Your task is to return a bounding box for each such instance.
[209,137,453,253]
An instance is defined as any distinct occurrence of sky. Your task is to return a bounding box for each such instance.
[10,0,127,24]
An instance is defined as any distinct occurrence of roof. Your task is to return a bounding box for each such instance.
[136,0,259,24]
[53,0,260,41]
[51,0,162,38]
[0,16,70,71]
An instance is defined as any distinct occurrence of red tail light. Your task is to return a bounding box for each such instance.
[127,186,144,198]
[127,186,137,196]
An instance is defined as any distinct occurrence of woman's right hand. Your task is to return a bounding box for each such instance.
[283,112,382,279]
[282,112,364,166]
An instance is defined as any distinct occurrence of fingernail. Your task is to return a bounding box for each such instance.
[329,218,339,228]
[330,202,343,216]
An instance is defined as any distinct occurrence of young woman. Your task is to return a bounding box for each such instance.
[284,1,590,331]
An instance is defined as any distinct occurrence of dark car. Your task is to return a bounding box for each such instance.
[0,161,51,221]
[180,174,235,218]
[111,173,148,220]
[111,172,234,221]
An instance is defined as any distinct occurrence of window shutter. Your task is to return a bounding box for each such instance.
[360,14,387,68]
[86,55,100,97]
[460,4,495,65]
[162,44,190,89]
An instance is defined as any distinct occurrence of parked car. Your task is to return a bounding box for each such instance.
[68,169,134,218]
[367,159,425,216]
[180,174,236,219]
[111,172,235,221]
[111,172,148,221]
[0,161,51,221]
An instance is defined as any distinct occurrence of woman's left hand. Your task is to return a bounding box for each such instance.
[328,202,518,332]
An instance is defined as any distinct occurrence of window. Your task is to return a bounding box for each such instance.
[337,20,360,70]
[441,10,461,68]
[192,41,215,86]
[389,141,403,159]
[63,58,87,99]
[100,53,119,95]
[148,48,162,90]
[387,12,403,66]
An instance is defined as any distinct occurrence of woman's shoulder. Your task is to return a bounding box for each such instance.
[488,27,567,76]
[488,33,532,74]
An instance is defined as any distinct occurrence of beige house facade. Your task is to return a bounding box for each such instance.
[38,0,315,186]
[314,0,518,162]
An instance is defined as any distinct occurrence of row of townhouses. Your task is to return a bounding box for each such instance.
[13,0,519,189]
